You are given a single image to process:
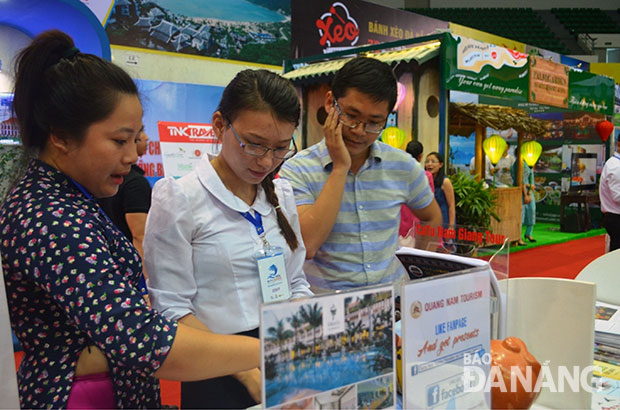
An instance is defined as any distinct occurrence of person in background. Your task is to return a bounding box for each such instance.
[469,154,493,179]
[494,145,515,187]
[0,29,260,409]
[144,69,312,409]
[425,152,456,231]
[279,57,442,293]
[599,138,620,251]
[512,152,536,245]
[98,131,150,271]
[98,131,151,302]
[399,140,435,242]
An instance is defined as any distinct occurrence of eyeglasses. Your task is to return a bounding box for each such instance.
[333,100,387,134]
[228,121,297,160]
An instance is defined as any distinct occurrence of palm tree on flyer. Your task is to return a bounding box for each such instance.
[358,294,375,341]
[287,312,303,358]
[299,303,322,356]
[267,318,292,361]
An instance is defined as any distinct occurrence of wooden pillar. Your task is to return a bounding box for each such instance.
[475,123,485,182]
[516,131,524,187]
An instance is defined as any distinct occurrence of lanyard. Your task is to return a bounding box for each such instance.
[240,210,270,248]
[70,179,113,224]
[70,179,93,200]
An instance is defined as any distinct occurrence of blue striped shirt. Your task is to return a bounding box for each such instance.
[279,139,434,291]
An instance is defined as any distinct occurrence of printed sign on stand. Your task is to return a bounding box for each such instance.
[401,264,491,409]
[157,121,221,178]
[260,285,395,409]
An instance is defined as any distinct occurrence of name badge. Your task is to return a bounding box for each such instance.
[256,246,291,303]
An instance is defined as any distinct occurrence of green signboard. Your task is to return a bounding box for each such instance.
[443,33,529,101]
[568,70,614,116]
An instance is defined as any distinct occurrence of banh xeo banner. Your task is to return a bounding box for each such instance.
[443,33,529,101]
[290,0,447,58]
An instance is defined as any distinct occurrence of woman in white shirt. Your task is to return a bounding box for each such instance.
[144,69,312,408]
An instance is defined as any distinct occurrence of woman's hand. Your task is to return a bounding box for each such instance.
[323,105,351,172]
[234,368,262,403]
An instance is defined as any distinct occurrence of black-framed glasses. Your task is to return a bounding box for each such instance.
[333,99,387,134]
[228,121,297,160]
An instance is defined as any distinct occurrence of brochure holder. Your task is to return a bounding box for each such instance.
[400,266,492,409]
[259,284,396,409]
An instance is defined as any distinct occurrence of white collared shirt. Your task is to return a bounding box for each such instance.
[144,157,312,334]
[600,153,620,215]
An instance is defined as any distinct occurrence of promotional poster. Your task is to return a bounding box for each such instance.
[134,79,224,185]
[260,285,395,409]
[158,121,221,178]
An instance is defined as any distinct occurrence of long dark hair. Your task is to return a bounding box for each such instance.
[13,30,138,153]
[217,69,300,251]
[427,152,445,190]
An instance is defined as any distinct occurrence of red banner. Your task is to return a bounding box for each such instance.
[157,121,219,144]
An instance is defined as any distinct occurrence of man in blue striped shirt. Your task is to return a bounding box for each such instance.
[279,57,442,292]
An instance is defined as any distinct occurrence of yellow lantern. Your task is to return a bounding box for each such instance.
[482,134,507,165]
[381,126,406,149]
[521,140,542,167]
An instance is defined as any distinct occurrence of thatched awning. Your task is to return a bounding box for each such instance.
[449,103,549,137]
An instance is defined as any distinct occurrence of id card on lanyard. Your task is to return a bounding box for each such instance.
[240,210,291,303]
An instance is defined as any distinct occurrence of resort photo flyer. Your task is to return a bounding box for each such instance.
[259,284,395,409]
[401,266,491,409]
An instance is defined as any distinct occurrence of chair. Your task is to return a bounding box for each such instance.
[575,248,620,305]
[499,277,595,409]
[0,255,20,408]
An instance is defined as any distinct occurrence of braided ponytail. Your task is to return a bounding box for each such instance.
[261,173,299,251]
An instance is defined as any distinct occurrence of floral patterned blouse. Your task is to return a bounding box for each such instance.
[0,160,177,409]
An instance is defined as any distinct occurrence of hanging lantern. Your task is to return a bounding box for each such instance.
[521,140,542,167]
[381,126,406,149]
[483,134,507,165]
[595,120,613,142]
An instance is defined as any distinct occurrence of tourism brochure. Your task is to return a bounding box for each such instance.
[595,301,620,361]
[260,284,395,409]
[592,374,620,410]
[401,265,492,409]
[595,360,620,381]
[595,301,620,336]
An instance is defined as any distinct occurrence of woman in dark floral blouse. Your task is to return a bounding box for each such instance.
[0,29,260,409]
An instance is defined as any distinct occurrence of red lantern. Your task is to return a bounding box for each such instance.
[595,120,613,142]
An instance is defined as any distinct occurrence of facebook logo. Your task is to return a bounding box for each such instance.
[427,384,440,406]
